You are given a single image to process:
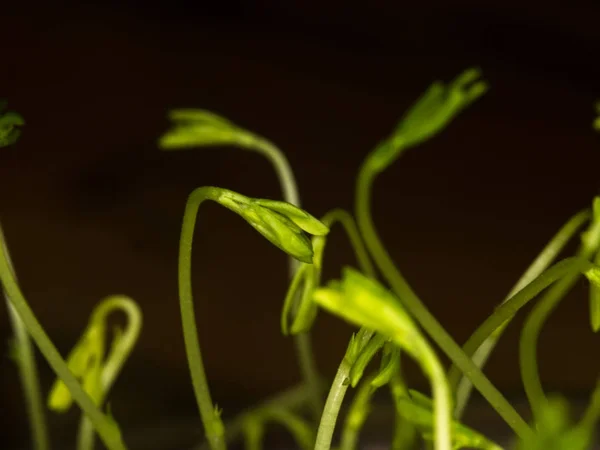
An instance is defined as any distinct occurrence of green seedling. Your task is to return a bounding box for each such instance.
[177,186,328,450]
[47,295,142,450]
[159,109,324,420]
[281,208,375,336]
[7,68,600,450]
[314,267,452,450]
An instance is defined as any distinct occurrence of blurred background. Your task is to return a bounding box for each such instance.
[2,0,600,447]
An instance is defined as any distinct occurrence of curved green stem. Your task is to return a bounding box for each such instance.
[355,166,533,440]
[0,223,50,450]
[389,372,417,450]
[242,406,315,450]
[181,186,329,450]
[519,224,599,423]
[406,341,451,450]
[77,296,142,450]
[253,139,324,420]
[452,209,590,418]
[449,257,591,401]
[0,229,126,450]
[314,357,352,450]
[306,208,376,450]
[520,273,583,421]
[195,382,318,450]
[320,209,376,279]
[180,187,231,450]
[162,116,323,420]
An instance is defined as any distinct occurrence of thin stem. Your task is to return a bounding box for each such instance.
[520,273,582,421]
[449,257,591,395]
[519,233,598,423]
[0,222,50,450]
[180,187,228,450]
[452,209,590,418]
[355,166,533,440]
[339,375,377,450]
[414,343,451,450]
[314,358,352,450]
[389,372,417,450]
[246,407,315,450]
[578,378,600,430]
[77,296,142,450]
[253,137,323,421]
[320,209,376,279]
[0,228,126,450]
[195,382,317,450]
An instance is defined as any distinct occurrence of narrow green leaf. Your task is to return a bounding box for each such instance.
[254,198,330,236]
[371,342,400,388]
[281,264,309,335]
[349,333,387,387]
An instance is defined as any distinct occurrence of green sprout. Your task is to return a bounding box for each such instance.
[355,68,532,439]
[177,186,328,450]
[0,228,128,450]
[0,106,49,450]
[281,208,375,336]
[313,268,453,450]
[338,342,401,450]
[9,68,600,450]
[159,109,324,420]
[47,295,142,450]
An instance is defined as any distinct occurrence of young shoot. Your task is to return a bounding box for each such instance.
[0,228,128,450]
[339,342,400,450]
[0,106,49,450]
[281,208,375,336]
[177,186,328,450]
[355,68,532,439]
[47,295,142,450]
[240,407,315,450]
[313,267,453,450]
[159,109,325,419]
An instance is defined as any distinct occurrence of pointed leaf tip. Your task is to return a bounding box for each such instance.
[254,199,330,236]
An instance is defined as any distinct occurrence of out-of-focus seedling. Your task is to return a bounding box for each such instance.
[0,100,24,147]
[47,295,142,450]
[394,390,502,450]
[0,105,49,450]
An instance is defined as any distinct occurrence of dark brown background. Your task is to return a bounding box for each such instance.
[2,0,600,447]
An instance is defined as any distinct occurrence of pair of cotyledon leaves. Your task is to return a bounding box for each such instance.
[214,188,329,264]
